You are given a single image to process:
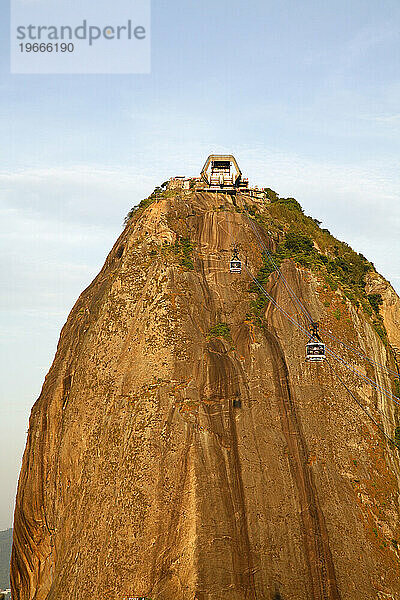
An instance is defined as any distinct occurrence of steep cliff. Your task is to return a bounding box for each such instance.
[11,186,400,600]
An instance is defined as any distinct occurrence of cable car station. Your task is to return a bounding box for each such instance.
[198,155,249,192]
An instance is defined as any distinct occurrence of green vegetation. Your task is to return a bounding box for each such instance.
[243,188,391,345]
[173,236,194,270]
[394,427,400,449]
[244,204,257,216]
[372,317,387,341]
[392,539,399,550]
[124,180,391,349]
[265,188,304,213]
[251,194,376,315]
[248,229,373,316]
[284,231,314,253]
[273,196,304,213]
[124,197,155,224]
[208,322,232,342]
[247,295,269,326]
[124,186,168,224]
[264,187,279,201]
[246,250,280,324]
[367,293,383,313]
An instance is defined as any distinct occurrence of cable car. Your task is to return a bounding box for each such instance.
[230,249,242,273]
[306,341,326,362]
[305,322,325,362]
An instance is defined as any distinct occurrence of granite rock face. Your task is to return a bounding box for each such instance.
[11,190,400,600]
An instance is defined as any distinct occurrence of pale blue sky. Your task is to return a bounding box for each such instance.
[1,0,400,528]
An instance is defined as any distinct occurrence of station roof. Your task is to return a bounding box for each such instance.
[200,155,242,178]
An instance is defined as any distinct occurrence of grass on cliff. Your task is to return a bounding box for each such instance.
[124,193,158,224]
[395,427,400,449]
[124,182,392,350]
[247,191,375,311]
[148,236,195,270]
[208,322,232,342]
[172,236,194,270]
[241,187,396,349]
[124,185,177,224]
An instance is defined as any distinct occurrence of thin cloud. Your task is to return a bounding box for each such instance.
[1,148,399,297]
[0,165,155,226]
[359,113,400,124]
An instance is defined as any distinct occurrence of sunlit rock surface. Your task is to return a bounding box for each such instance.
[11,190,400,600]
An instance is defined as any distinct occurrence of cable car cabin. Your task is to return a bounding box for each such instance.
[230,257,242,273]
[305,341,326,362]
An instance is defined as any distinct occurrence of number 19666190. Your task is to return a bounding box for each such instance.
[19,43,74,53]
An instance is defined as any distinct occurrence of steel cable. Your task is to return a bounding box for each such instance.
[242,208,399,384]
[243,262,400,406]
[326,359,399,450]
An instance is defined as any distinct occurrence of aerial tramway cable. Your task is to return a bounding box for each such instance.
[321,328,400,379]
[218,192,398,403]
[325,346,400,406]
[245,215,314,324]
[221,191,400,447]
[243,263,312,337]
[240,203,399,386]
[326,359,399,450]
[225,207,242,273]
[243,258,400,447]
[242,260,400,406]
